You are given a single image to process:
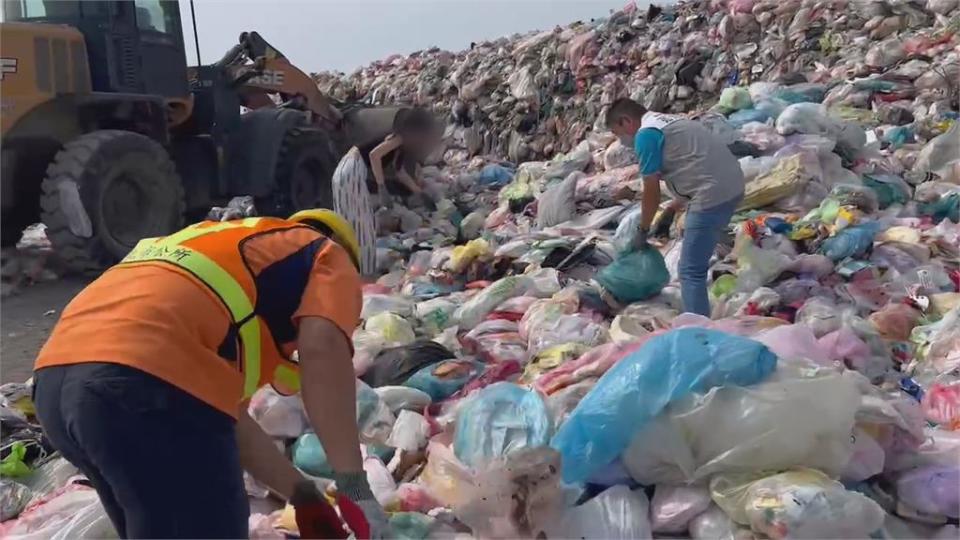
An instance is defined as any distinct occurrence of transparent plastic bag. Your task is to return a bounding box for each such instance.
[552,328,777,483]
[650,485,712,533]
[753,323,832,366]
[796,298,841,338]
[842,427,885,482]
[364,313,416,348]
[1,480,31,521]
[386,410,430,452]
[733,233,791,291]
[526,314,608,357]
[454,276,534,330]
[418,441,475,509]
[361,294,415,320]
[456,447,564,538]
[546,485,652,540]
[623,370,860,485]
[248,387,307,439]
[0,485,117,540]
[689,504,743,540]
[453,383,552,468]
[710,469,885,539]
[894,463,959,518]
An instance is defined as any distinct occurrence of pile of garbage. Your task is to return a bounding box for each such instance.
[317,0,960,167]
[3,0,960,537]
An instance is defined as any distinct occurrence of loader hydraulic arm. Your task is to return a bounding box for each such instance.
[222,31,341,126]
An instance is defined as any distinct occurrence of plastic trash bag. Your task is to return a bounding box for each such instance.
[727,108,770,128]
[922,382,960,430]
[719,87,753,111]
[733,234,791,291]
[374,386,432,415]
[448,238,492,273]
[357,381,396,444]
[414,297,459,334]
[820,222,880,261]
[526,314,608,357]
[361,294,415,320]
[689,504,743,540]
[386,410,430,452]
[710,469,885,539]
[362,341,454,388]
[546,485,652,540]
[293,432,333,477]
[613,206,643,252]
[609,304,677,343]
[650,485,712,534]
[248,387,307,439]
[868,303,922,342]
[456,447,564,538]
[455,276,533,330]
[842,427,885,482]
[545,380,596,427]
[537,173,579,228]
[453,383,552,468]
[1,480,31,521]
[364,313,416,348]
[0,484,117,539]
[595,247,670,304]
[753,323,832,366]
[388,512,435,540]
[623,369,860,485]
[894,463,959,518]
[534,339,648,396]
[552,328,777,483]
[418,441,475,509]
[402,359,484,401]
[796,297,842,337]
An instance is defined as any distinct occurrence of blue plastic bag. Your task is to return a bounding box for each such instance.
[478,164,515,187]
[595,247,670,304]
[293,432,333,477]
[551,328,777,483]
[402,359,484,401]
[820,222,880,261]
[918,193,959,224]
[453,382,552,468]
[773,83,826,104]
[727,108,771,128]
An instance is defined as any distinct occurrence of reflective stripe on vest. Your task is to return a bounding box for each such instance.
[118,218,299,398]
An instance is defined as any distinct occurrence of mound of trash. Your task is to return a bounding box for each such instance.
[3,0,960,538]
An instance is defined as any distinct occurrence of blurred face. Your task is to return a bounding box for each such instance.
[610,115,640,147]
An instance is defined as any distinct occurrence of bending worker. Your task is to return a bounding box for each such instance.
[32,210,388,538]
[606,98,745,316]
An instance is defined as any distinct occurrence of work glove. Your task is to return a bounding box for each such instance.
[291,476,388,539]
[334,472,389,539]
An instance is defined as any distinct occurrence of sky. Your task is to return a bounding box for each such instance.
[178,0,632,73]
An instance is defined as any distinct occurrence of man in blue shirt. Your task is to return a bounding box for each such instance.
[605,98,744,316]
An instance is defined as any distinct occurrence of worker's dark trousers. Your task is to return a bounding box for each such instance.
[33,363,249,539]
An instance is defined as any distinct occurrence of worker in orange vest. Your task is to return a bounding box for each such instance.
[32,209,388,538]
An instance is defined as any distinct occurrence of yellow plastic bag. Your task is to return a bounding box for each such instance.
[448,238,491,273]
[738,155,806,212]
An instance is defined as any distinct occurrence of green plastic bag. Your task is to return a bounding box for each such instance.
[919,193,960,224]
[389,512,435,540]
[595,247,670,304]
[711,274,738,298]
[292,432,333,477]
[719,87,753,111]
[0,442,32,478]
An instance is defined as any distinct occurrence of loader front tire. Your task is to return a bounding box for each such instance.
[41,130,185,273]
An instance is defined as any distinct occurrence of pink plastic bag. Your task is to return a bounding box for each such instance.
[649,485,713,533]
[922,382,960,430]
[755,324,833,366]
[533,338,649,395]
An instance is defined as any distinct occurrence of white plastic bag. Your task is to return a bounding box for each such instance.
[386,410,430,452]
[374,386,432,414]
[689,504,742,540]
[454,276,533,330]
[650,485,713,533]
[361,294,415,320]
[248,387,308,439]
[0,485,116,540]
[624,370,861,485]
[547,485,652,539]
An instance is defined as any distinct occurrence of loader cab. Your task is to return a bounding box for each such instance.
[2,0,189,99]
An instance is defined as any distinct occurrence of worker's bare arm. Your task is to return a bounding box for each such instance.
[236,410,304,500]
[297,316,365,474]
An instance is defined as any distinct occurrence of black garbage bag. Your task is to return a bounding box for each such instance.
[361,341,455,388]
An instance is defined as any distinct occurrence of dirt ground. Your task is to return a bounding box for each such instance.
[2,278,88,383]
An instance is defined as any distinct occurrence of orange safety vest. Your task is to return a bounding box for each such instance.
[117,217,311,398]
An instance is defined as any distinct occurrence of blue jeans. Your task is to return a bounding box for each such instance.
[34,363,248,539]
[680,196,741,316]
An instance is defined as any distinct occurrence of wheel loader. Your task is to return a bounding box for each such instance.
[0,0,401,271]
